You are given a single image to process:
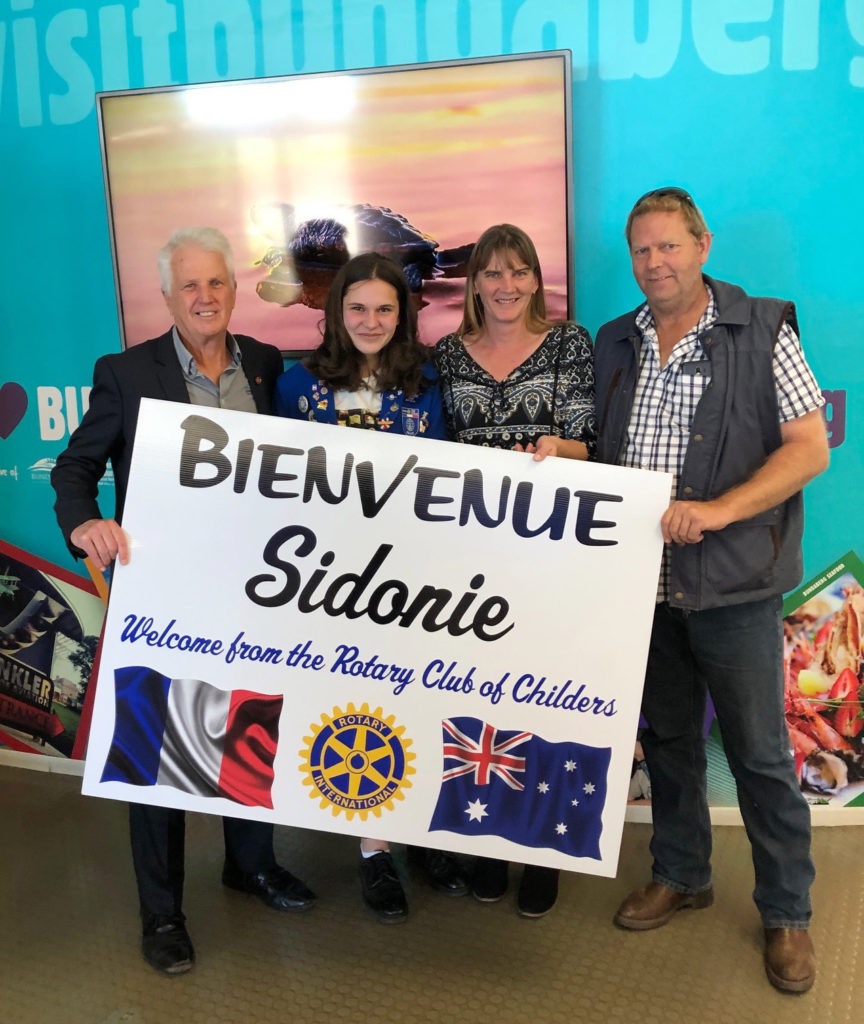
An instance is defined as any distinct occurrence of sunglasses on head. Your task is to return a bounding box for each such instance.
[633,186,695,206]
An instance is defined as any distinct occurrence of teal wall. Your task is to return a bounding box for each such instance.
[2,0,860,577]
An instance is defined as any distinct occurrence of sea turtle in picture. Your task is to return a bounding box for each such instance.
[252,202,475,310]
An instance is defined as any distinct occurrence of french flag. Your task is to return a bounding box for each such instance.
[100,666,282,808]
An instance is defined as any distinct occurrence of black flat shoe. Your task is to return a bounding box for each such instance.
[471,857,509,902]
[360,852,408,923]
[222,863,317,912]
[420,848,470,897]
[141,914,195,975]
[517,864,559,918]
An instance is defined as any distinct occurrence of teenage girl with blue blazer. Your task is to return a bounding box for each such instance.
[274,252,445,440]
[274,251,464,921]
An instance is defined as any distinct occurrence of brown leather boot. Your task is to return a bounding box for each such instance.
[613,881,714,930]
[764,928,815,993]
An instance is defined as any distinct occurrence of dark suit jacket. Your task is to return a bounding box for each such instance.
[51,329,283,556]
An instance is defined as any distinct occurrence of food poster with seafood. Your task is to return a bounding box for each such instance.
[82,399,671,877]
[0,541,105,764]
[98,55,569,354]
[784,552,864,806]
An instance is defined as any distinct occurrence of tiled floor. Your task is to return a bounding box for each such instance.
[1,765,860,1024]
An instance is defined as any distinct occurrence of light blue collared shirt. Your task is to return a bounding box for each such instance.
[171,327,256,412]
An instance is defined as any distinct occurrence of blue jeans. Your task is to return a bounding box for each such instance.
[640,597,813,928]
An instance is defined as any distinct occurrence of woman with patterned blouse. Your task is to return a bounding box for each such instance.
[433,223,597,916]
[434,223,596,461]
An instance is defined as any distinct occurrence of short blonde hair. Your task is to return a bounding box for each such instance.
[625,187,709,245]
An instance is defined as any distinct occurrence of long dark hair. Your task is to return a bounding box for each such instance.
[305,252,427,395]
[458,223,550,338]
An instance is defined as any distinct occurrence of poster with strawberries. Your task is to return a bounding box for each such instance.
[783,551,864,806]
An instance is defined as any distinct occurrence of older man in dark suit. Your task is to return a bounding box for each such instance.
[52,227,315,975]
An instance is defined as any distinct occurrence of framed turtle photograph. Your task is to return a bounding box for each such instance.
[97,51,573,356]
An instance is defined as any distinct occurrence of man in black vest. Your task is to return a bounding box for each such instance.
[52,227,316,975]
[594,189,828,993]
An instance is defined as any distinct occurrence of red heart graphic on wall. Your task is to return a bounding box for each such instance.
[0,382,28,439]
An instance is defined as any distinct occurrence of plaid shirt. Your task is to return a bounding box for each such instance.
[622,287,824,601]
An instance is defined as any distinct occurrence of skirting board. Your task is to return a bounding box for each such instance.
[0,750,85,777]
[625,802,864,826]
[2,754,861,825]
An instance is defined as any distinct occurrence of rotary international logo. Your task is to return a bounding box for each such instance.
[299,703,415,821]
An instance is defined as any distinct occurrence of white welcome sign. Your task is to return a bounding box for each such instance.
[83,399,670,876]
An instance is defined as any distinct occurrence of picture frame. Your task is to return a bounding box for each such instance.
[97,51,573,357]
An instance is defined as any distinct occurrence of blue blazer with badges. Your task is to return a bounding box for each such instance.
[273,362,447,440]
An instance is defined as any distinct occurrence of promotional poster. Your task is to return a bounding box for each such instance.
[0,541,104,762]
[783,551,864,808]
[83,400,670,876]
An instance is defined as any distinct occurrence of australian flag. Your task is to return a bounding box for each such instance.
[428,717,610,860]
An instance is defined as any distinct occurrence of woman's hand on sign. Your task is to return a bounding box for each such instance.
[514,436,558,461]
[514,436,589,462]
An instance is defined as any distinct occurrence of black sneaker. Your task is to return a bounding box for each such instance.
[517,865,559,918]
[420,848,470,897]
[471,857,509,902]
[359,852,408,923]
[141,914,195,975]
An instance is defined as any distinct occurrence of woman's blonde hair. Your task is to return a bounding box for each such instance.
[458,224,550,337]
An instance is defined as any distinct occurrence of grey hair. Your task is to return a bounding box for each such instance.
[157,226,235,294]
